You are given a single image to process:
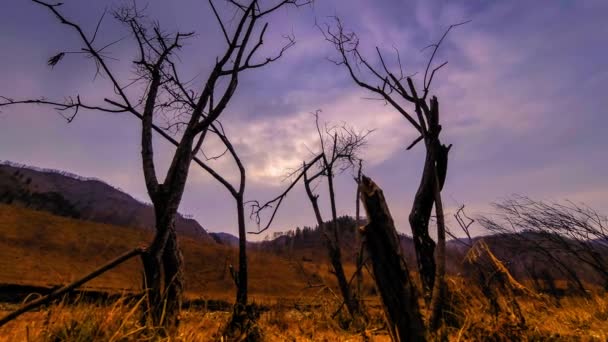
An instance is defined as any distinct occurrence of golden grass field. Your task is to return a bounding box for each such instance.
[2,284,607,341]
[0,204,366,301]
[1,204,608,341]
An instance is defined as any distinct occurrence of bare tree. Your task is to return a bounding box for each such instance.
[479,196,608,291]
[353,159,365,311]
[251,111,370,323]
[192,122,260,338]
[321,17,468,328]
[464,240,528,327]
[1,0,309,333]
[302,113,369,323]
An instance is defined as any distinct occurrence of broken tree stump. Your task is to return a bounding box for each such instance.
[359,175,425,341]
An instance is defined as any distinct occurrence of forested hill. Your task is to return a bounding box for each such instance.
[0,161,214,242]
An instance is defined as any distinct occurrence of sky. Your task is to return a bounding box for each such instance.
[0,0,607,239]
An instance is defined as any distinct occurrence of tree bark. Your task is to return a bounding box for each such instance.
[162,226,184,331]
[328,239,361,319]
[142,208,180,331]
[223,199,259,341]
[428,167,446,331]
[408,148,438,299]
[142,143,192,332]
[141,251,162,326]
[142,129,195,331]
[354,160,364,309]
[359,175,426,341]
[408,96,450,302]
[236,195,248,307]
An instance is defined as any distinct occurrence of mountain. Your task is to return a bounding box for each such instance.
[0,161,214,243]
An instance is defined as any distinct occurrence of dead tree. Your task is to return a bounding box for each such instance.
[302,114,369,323]
[194,122,257,337]
[251,112,370,323]
[353,160,365,310]
[359,175,426,341]
[464,240,528,327]
[1,0,308,333]
[480,196,608,291]
[321,19,468,310]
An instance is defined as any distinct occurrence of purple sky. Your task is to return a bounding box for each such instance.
[1,0,607,239]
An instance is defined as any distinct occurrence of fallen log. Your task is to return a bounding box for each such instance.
[0,247,145,328]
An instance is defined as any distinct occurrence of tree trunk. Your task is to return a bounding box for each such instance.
[359,175,426,341]
[326,167,360,319]
[354,163,365,309]
[162,226,184,331]
[428,167,447,330]
[236,195,248,307]
[223,195,255,340]
[142,131,194,332]
[408,137,450,299]
[141,251,162,326]
[408,148,437,299]
[328,239,361,319]
[303,167,361,321]
[142,203,183,333]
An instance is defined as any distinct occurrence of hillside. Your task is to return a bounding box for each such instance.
[458,232,608,286]
[0,204,356,301]
[0,162,213,242]
[258,218,608,292]
[1,161,606,301]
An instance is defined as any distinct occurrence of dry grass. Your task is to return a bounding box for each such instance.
[0,204,352,300]
[0,295,390,342]
[2,284,608,341]
[2,205,608,340]
[435,277,608,341]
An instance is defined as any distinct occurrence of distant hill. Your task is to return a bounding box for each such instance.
[252,216,417,265]
[1,161,606,295]
[256,217,608,291]
[0,161,213,242]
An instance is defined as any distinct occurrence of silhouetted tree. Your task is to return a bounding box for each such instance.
[322,17,468,329]
[301,113,369,323]
[251,111,370,324]
[194,121,259,338]
[1,0,308,334]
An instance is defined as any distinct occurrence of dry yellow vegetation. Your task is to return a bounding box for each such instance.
[1,204,608,341]
[0,204,356,301]
[1,284,607,341]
